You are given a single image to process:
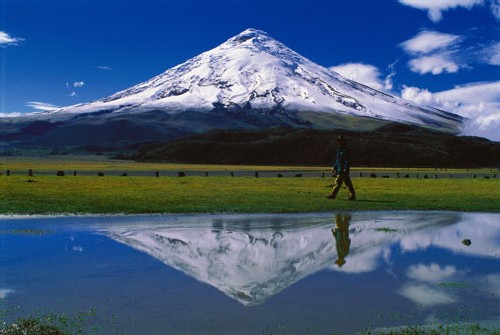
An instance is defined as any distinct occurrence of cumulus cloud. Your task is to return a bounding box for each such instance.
[26,101,59,112]
[401,81,500,140]
[408,54,460,74]
[329,62,393,91]
[398,0,484,22]
[400,31,463,75]
[482,41,500,65]
[0,31,23,46]
[0,112,25,118]
[73,81,85,88]
[492,0,500,19]
[401,31,461,55]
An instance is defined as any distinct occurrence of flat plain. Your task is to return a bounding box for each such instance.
[1,156,498,214]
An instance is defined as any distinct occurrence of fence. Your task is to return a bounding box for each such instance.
[1,169,497,179]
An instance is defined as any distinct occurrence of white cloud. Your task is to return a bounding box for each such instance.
[401,86,435,105]
[398,0,484,22]
[482,41,500,65]
[408,54,460,74]
[0,112,25,117]
[26,101,59,112]
[398,284,456,306]
[400,31,463,75]
[73,81,85,88]
[384,60,399,91]
[330,63,385,91]
[406,263,457,283]
[400,31,461,55]
[329,62,394,91]
[0,31,23,46]
[490,0,500,19]
[401,81,500,140]
[96,65,112,70]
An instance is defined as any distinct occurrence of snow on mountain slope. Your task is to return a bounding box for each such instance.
[50,28,462,131]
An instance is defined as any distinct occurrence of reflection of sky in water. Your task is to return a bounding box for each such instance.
[0,212,499,334]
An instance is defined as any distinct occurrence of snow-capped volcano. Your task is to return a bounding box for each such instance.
[1,28,464,149]
[51,28,461,130]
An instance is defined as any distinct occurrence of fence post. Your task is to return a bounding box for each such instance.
[28,169,33,177]
[6,170,10,176]
[156,171,160,178]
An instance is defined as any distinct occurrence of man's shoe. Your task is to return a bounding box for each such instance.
[326,194,336,199]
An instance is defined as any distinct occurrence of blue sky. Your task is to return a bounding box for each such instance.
[1,0,499,138]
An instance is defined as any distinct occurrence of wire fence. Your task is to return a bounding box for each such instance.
[1,169,497,179]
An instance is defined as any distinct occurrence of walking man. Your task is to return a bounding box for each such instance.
[326,135,356,200]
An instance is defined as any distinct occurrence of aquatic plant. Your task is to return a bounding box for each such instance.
[0,308,125,335]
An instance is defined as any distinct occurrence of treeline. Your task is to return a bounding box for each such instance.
[129,124,500,168]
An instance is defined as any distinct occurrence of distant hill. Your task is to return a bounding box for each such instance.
[129,125,500,168]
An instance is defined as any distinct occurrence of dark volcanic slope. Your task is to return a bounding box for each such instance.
[131,125,500,168]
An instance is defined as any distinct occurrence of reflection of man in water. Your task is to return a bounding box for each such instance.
[332,214,351,267]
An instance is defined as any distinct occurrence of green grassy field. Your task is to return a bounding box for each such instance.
[1,156,498,214]
[1,174,499,214]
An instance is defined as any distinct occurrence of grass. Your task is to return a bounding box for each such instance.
[1,175,499,214]
[0,155,327,173]
[0,156,498,214]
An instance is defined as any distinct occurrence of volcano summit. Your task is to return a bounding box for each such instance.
[1,28,463,148]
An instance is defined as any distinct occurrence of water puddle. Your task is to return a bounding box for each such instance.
[0,212,499,334]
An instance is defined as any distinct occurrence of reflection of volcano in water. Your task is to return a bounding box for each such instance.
[107,220,337,305]
[104,212,499,306]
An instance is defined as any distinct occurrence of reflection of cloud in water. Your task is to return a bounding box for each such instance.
[483,274,500,299]
[398,283,457,307]
[398,213,500,257]
[0,288,14,299]
[406,263,458,283]
[399,263,461,307]
[103,211,500,306]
